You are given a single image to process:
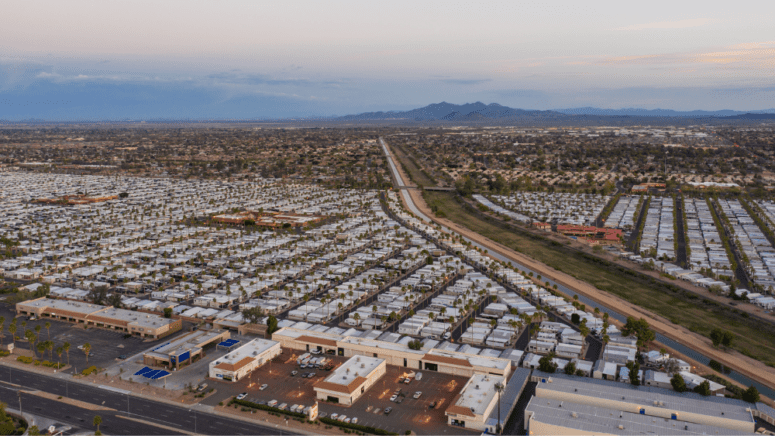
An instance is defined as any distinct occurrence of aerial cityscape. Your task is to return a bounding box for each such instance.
[2,1,775,435]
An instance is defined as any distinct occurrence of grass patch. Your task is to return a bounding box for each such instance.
[422,190,775,366]
[388,142,435,187]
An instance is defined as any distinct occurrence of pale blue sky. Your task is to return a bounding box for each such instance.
[1,0,774,119]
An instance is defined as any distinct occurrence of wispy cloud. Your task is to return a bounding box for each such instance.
[615,18,715,31]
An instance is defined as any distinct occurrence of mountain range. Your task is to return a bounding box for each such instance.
[335,102,775,123]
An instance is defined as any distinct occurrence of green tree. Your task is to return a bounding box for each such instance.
[266,315,279,335]
[693,380,711,396]
[93,415,102,434]
[564,361,577,375]
[242,306,264,325]
[163,307,173,318]
[670,373,687,393]
[621,317,655,348]
[626,361,641,386]
[63,342,71,365]
[538,353,558,373]
[83,343,91,365]
[742,386,760,403]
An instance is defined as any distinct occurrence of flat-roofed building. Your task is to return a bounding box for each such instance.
[445,373,505,431]
[17,297,181,339]
[314,355,386,405]
[209,338,281,382]
[526,371,759,434]
[144,329,229,369]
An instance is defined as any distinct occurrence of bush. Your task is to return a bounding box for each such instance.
[0,351,9,357]
[318,417,397,435]
[82,366,98,376]
[16,356,33,364]
[708,359,722,372]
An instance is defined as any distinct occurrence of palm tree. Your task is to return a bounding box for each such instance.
[0,317,5,347]
[83,343,91,365]
[93,415,102,434]
[45,321,51,340]
[63,342,71,365]
[56,346,64,368]
[8,323,16,348]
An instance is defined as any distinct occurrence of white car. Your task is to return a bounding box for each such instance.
[338,415,347,422]
[344,418,351,423]
[443,332,452,340]
[413,391,422,399]
[351,417,358,424]
[259,384,268,390]
[415,372,422,381]
[236,392,248,400]
[389,394,398,402]
[330,413,339,420]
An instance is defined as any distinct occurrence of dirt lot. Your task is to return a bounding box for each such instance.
[203,349,477,435]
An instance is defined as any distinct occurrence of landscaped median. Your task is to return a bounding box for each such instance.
[318,417,398,435]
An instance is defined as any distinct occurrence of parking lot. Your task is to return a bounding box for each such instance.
[0,302,181,374]
[202,348,476,435]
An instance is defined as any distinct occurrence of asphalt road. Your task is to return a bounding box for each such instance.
[1,365,295,435]
[0,383,176,435]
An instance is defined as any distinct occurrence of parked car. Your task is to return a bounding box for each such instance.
[404,378,411,384]
[389,394,398,402]
[429,401,436,409]
[308,372,316,378]
[318,412,328,419]
[259,384,268,391]
[344,418,351,423]
[278,403,288,410]
[236,393,248,400]
[338,415,347,422]
[291,370,298,376]
[443,332,452,340]
[267,400,278,407]
[413,391,422,399]
[118,354,128,360]
[351,417,358,424]
[384,407,392,415]
[415,372,422,381]
[196,383,208,392]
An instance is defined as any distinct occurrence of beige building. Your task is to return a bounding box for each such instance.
[209,338,282,382]
[17,297,181,339]
[272,327,512,379]
[525,371,760,435]
[445,373,505,431]
[314,355,386,406]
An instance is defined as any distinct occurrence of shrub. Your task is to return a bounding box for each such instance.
[82,366,98,376]
[16,356,33,364]
[318,417,397,435]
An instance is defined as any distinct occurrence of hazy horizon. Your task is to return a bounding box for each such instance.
[2,0,774,120]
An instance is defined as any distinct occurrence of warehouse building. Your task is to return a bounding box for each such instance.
[209,338,282,382]
[525,371,767,435]
[314,355,386,405]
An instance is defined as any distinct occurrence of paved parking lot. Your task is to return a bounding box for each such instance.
[0,302,189,374]
[203,348,477,435]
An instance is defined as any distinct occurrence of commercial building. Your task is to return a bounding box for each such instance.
[143,329,229,368]
[272,327,512,378]
[17,297,181,339]
[209,338,282,382]
[525,371,765,435]
[314,355,386,405]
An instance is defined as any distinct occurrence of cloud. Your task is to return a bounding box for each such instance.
[439,78,491,85]
[615,18,715,31]
[205,71,344,88]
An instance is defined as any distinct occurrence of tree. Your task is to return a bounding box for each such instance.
[693,380,711,396]
[83,343,91,365]
[621,317,655,348]
[7,323,15,348]
[408,339,423,350]
[570,313,580,325]
[670,373,687,393]
[266,315,279,335]
[241,307,264,325]
[56,346,64,368]
[626,361,641,386]
[45,321,51,340]
[63,342,71,365]
[93,415,102,434]
[710,328,724,347]
[163,307,173,318]
[564,361,577,375]
[108,293,122,308]
[538,353,558,373]
[721,330,734,348]
[88,286,108,305]
[742,386,760,403]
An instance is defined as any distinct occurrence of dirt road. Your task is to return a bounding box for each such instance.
[385,143,775,401]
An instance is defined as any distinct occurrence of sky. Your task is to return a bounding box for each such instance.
[1,0,774,120]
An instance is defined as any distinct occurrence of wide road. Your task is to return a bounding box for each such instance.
[0,365,295,435]
[0,383,177,435]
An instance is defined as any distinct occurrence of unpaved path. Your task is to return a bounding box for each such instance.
[384,142,775,401]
